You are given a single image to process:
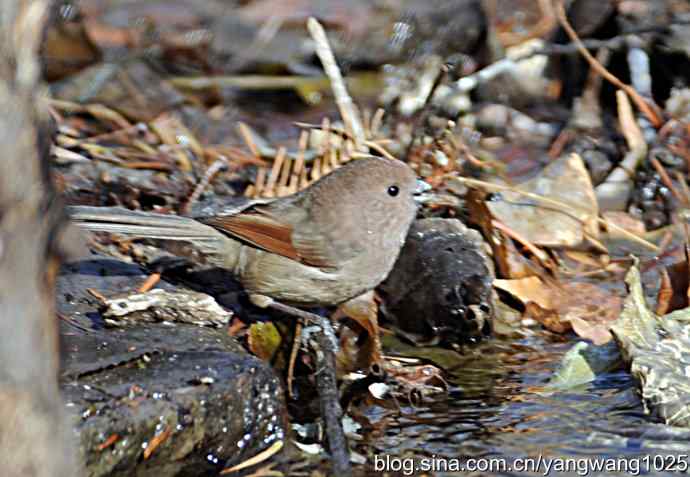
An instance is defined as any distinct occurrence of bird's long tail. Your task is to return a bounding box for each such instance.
[67,206,226,258]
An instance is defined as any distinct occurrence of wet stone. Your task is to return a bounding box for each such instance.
[57,257,287,477]
[379,218,494,348]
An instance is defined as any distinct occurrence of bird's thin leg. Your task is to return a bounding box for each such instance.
[259,298,352,476]
[265,299,322,324]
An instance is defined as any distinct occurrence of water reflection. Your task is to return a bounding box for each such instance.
[363,334,690,476]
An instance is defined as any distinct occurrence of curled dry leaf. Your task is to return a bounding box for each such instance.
[495,277,622,343]
[466,188,535,279]
[655,248,690,315]
[495,276,552,308]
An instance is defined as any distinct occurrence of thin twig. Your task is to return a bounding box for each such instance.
[287,321,303,399]
[307,17,365,151]
[276,151,292,196]
[238,122,261,158]
[404,63,448,161]
[180,156,228,214]
[311,316,351,476]
[86,287,108,303]
[220,440,284,474]
[444,129,491,169]
[675,171,690,207]
[595,90,648,210]
[370,108,385,138]
[295,121,397,161]
[287,131,309,194]
[553,0,663,127]
[264,147,286,197]
[137,273,161,293]
[650,156,686,207]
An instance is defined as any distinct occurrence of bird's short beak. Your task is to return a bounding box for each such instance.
[414,179,431,195]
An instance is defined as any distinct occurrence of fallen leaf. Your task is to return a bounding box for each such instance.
[467,188,537,279]
[487,153,598,248]
[525,301,569,333]
[248,322,282,362]
[558,282,622,328]
[655,248,690,315]
[610,263,690,427]
[494,276,553,308]
[562,250,606,269]
[570,316,614,345]
[495,277,622,342]
[656,267,673,315]
[602,211,646,236]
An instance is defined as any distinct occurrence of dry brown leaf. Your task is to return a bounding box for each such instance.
[487,153,598,248]
[500,235,541,278]
[468,189,526,277]
[558,282,621,325]
[467,188,543,279]
[495,277,622,342]
[570,316,612,345]
[656,267,673,315]
[524,301,570,333]
[335,291,381,369]
[386,363,446,388]
[655,258,690,315]
[495,277,553,308]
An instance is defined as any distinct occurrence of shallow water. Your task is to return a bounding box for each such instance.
[363,333,690,476]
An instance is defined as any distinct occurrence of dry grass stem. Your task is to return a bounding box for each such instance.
[307,17,366,150]
[220,440,284,474]
[287,321,303,399]
[595,90,649,210]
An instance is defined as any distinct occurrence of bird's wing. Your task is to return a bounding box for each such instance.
[288,222,345,270]
[199,205,336,269]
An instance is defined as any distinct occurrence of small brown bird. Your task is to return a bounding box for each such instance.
[69,157,428,314]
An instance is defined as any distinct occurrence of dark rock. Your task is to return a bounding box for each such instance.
[379,218,494,349]
[210,0,486,71]
[57,258,287,476]
[567,0,616,37]
[68,0,485,76]
[581,149,614,186]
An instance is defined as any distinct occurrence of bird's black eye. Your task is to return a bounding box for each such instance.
[387,185,399,197]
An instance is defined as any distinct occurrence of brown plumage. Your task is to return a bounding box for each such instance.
[69,157,426,309]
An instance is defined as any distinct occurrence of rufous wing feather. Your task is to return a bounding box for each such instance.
[201,213,300,261]
[201,211,335,268]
